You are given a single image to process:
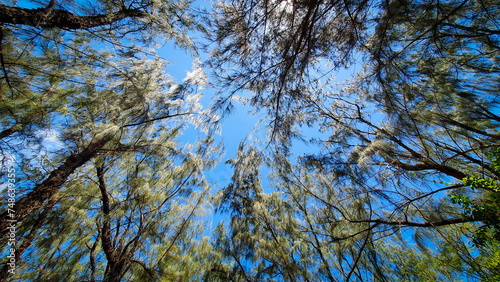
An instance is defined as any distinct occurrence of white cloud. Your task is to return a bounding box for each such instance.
[183,59,208,89]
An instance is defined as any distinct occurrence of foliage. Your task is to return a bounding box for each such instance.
[0,0,220,280]
[208,144,496,281]
[1,0,500,281]
[451,148,500,248]
[14,134,220,281]
[205,0,500,280]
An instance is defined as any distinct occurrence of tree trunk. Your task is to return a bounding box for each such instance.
[97,166,127,282]
[0,128,117,237]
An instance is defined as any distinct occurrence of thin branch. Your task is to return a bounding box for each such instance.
[131,259,155,279]
[347,217,477,227]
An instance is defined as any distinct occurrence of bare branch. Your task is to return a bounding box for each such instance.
[0,4,147,29]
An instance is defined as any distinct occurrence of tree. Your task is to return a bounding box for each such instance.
[6,133,220,281]
[206,0,500,173]
[0,0,200,234]
[0,0,219,280]
[209,144,496,281]
[206,0,500,280]
[205,0,370,146]
[451,147,500,280]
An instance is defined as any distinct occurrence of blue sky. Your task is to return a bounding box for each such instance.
[157,40,257,183]
[155,26,367,194]
[0,1,492,280]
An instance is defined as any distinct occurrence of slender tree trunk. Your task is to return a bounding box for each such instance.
[97,166,126,282]
[0,128,117,238]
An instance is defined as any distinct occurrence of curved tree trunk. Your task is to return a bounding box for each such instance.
[0,4,146,29]
[0,128,117,238]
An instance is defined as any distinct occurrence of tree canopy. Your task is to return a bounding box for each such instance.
[0,0,220,280]
[204,0,500,280]
[1,0,499,281]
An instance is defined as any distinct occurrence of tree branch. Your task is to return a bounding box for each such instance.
[0,4,147,29]
[97,165,124,282]
[0,127,117,237]
[390,159,467,180]
[131,259,155,279]
[347,217,477,227]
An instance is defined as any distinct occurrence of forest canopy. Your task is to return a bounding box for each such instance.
[0,0,499,281]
